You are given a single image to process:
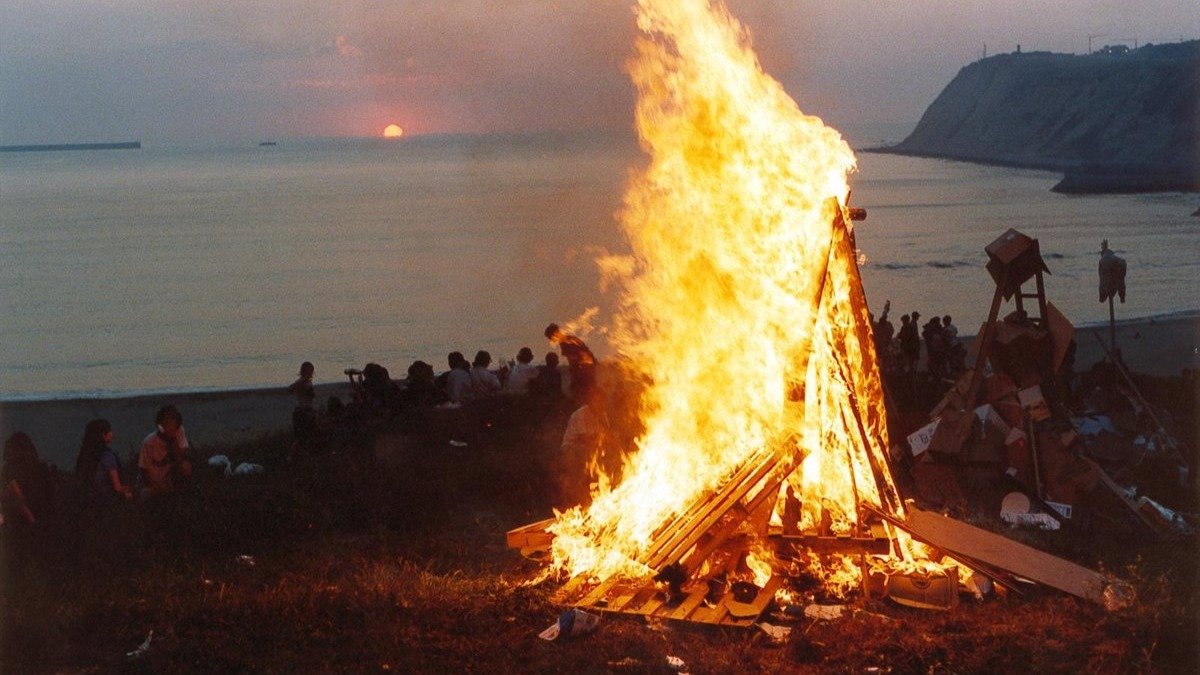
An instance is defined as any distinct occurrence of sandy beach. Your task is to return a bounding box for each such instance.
[2,312,1196,470]
[0,382,354,470]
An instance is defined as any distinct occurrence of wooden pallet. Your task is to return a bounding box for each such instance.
[557,573,785,627]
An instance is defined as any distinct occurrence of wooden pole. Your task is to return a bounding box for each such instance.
[1108,295,1117,354]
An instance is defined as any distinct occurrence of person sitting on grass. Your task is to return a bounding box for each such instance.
[444,352,473,405]
[75,419,133,505]
[138,405,192,499]
[1,432,56,536]
[402,360,444,408]
[529,352,564,400]
[503,347,539,395]
[470,350,502,398]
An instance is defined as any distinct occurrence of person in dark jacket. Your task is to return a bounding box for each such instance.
[75,419,133,504]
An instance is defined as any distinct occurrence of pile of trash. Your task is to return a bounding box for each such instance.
[899,229,1195,541]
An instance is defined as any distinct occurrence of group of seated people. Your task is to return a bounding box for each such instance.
[1,405,195,544]
[285,323,597,449]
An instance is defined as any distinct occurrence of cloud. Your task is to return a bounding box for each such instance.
[3,1,1199,141]
[334,35,362,58]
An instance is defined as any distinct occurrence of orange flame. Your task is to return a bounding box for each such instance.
[549,0,912,588]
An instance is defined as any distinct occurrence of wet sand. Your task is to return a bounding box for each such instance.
[2,312,1196,470]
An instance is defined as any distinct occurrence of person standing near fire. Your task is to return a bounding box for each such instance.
[558,378,607,508]
[544,323,596,393]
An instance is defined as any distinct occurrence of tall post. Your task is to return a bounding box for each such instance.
[1108,295,1117,353]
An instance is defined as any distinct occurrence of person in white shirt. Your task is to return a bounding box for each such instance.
[504,347,539,395]
[470,350,501,398]
[138,405,192,498]
[444,352,474,405]
[558,379,606,507]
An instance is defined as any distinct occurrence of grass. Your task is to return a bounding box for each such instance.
[2,396,1197,673]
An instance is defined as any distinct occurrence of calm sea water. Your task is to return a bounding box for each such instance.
[2,131,1197,400]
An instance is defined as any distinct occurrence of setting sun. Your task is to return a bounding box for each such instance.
[382,123,404,138]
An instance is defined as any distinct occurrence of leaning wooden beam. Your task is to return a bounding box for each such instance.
[876,505,1110,603]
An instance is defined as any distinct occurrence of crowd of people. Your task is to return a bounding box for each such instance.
[282,324,604,497]
[2,322,606,556]
[871,300,967,395]
[1,404,195,553]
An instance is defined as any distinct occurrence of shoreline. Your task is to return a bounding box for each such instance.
[2,311,1196,470]
[0,382,355,470]
[3,308,1196,405]
[862,147,1200,195]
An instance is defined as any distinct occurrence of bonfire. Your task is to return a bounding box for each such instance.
[508,0,954,624]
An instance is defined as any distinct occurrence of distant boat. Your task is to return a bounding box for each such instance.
[0,141,141,153]
[258,141,278,147]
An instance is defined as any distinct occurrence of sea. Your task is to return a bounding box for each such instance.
[2,129,1197,401]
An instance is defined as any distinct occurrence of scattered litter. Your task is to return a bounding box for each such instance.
[665,655,687,671]
[886,568,960,611]
[236,555,256,567]
[607,657,643,668]
[802,604,846,621]
[538,608,600,641]
[1103,580,1136,611]
[999,491,1031,518]
[233,462,264,476]
[957,569,994,600]
[126,630,154,659]
[1002,511,1061,530]
[1073,415,1116,437]
[207,455,264,478]
[1000,491,1060,530]
[907,419,939,456]
[1044,501,1073,520]
[756,622,792,643]
[1136,496,1195,535]
[449,440,469,448]
[855,609,901,624]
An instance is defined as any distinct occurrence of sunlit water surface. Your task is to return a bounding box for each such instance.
[2,132,1196,399]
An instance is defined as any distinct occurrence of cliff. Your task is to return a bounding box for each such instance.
[881,41,1199,193]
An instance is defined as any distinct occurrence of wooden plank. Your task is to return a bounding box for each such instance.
[613,586,658,614]
[652,449,792,569]
[722,575,784,626]
[678,451,807,573]
[552,575,590,604]
[1087,457,1163,532]
[505,518,556,549]
[663,585,709,621]
[902,508,1106,602]
[605,584,645,612]
[629,591,666,616]
[771,533,891,555]
[687,593,731,625]
[859,503,1021,596]
[575,577,622,608]
[642,453,778,568]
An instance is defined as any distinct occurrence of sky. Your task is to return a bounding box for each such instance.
[2,0,1197,144]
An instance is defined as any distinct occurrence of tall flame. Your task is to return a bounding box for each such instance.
[549,0,902,584]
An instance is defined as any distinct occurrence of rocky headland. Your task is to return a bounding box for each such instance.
[875,41,1199,194]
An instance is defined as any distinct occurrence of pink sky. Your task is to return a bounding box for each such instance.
[2,1,1197,142]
